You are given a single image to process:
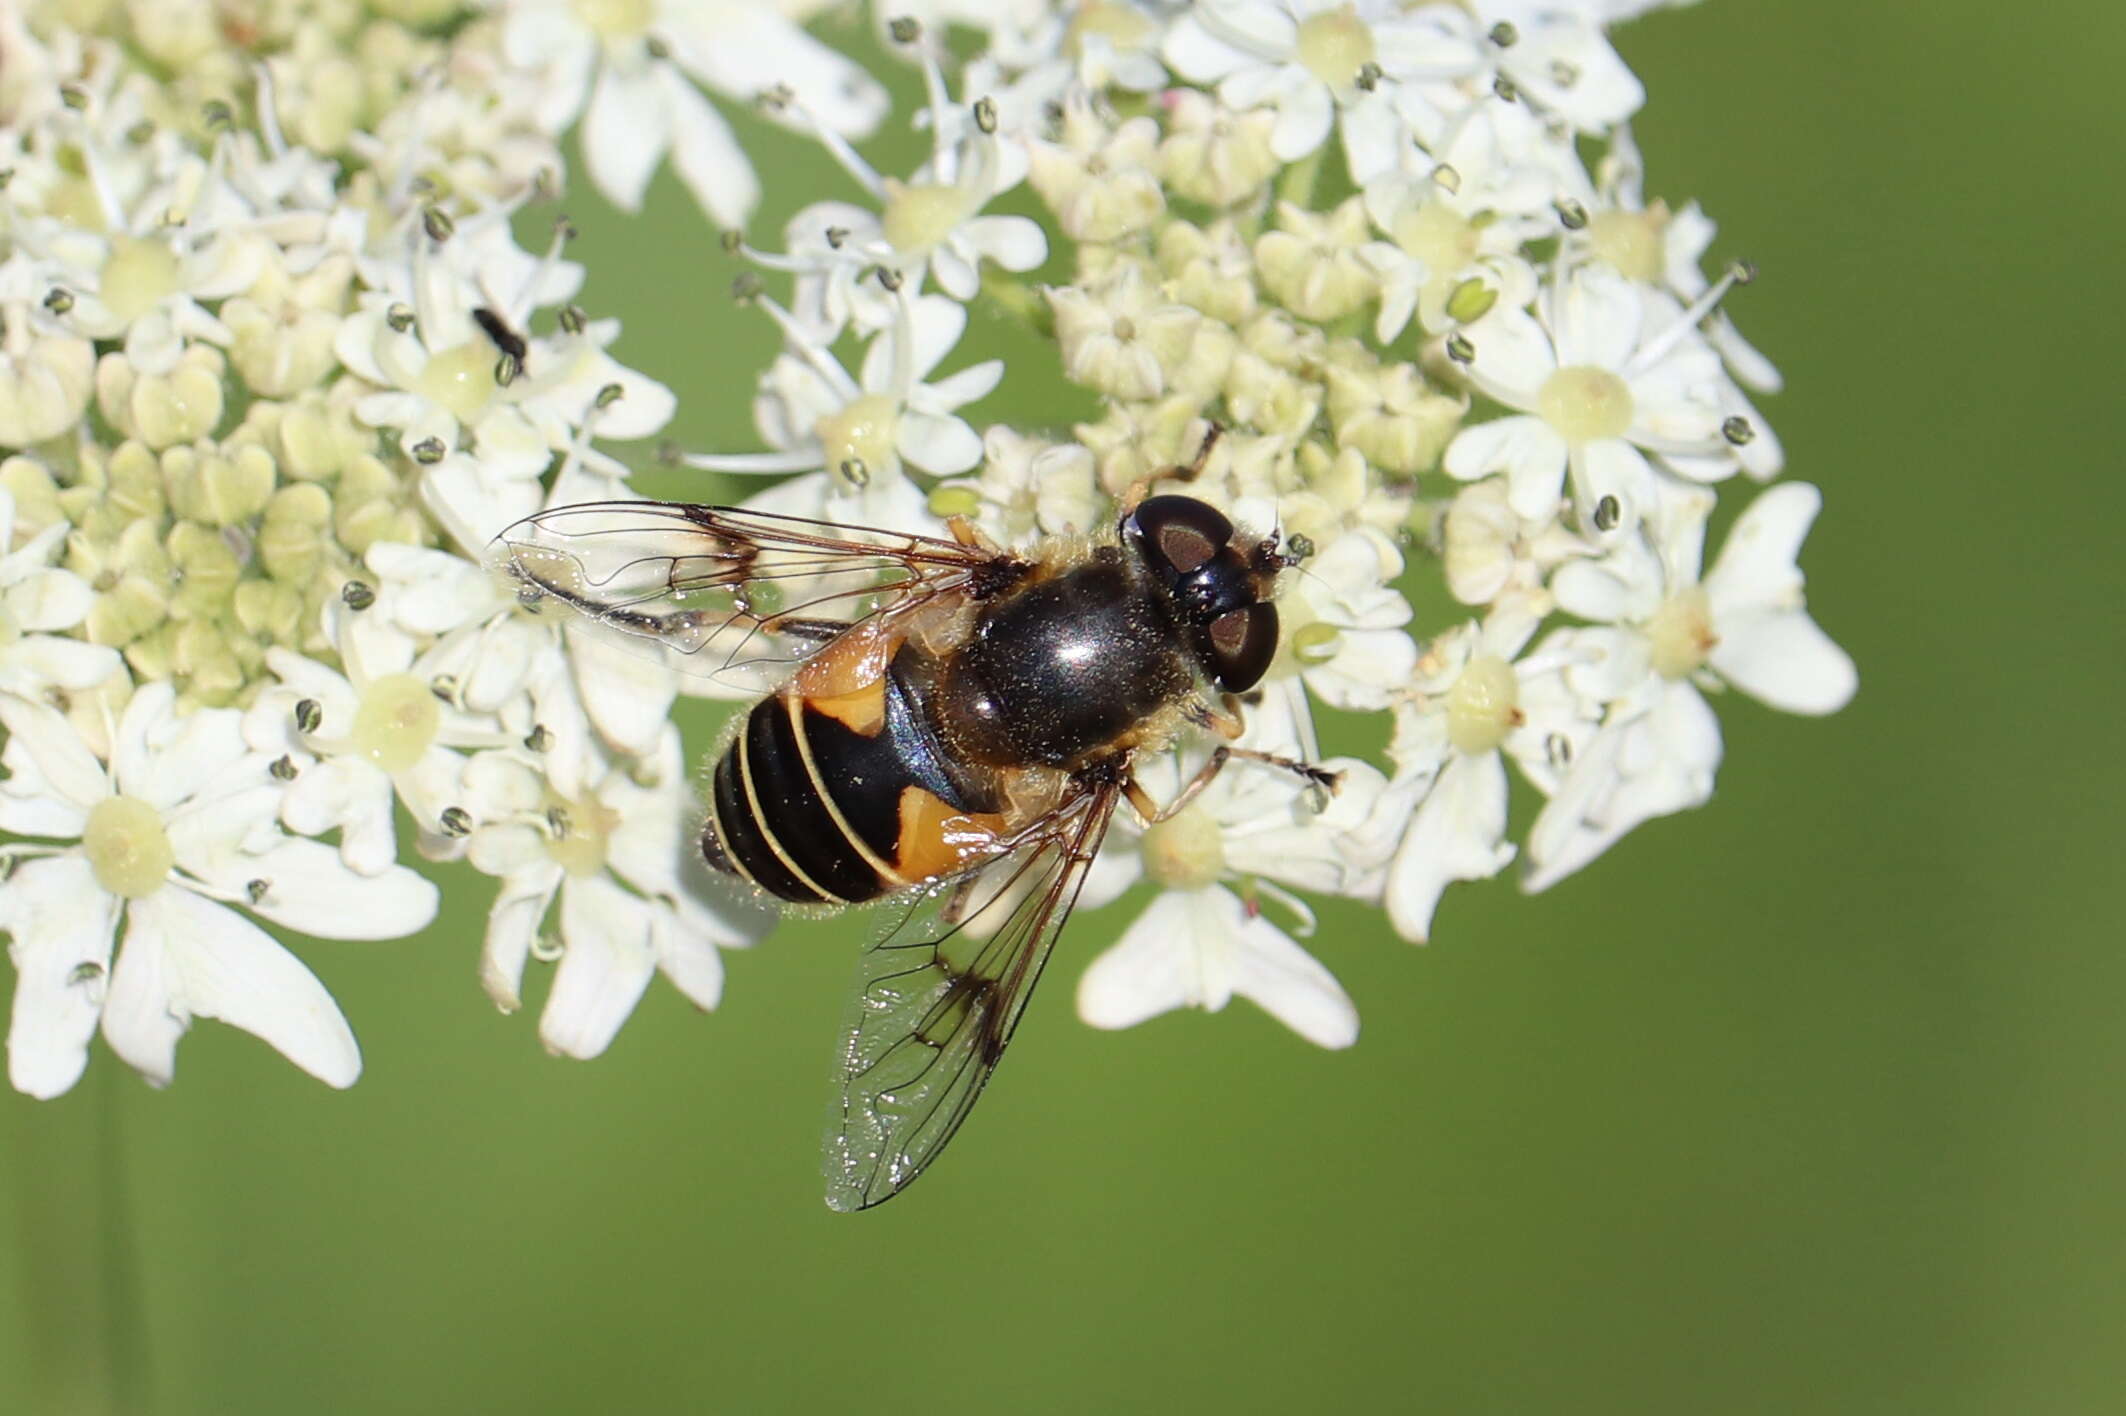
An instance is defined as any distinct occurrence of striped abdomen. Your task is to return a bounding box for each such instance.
[702,642,1009,905]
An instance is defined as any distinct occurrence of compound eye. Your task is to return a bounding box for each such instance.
[1130,496,1234,584]
[1202,602,1278,693]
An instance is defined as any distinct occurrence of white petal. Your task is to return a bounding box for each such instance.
[0,697,107,821]
[651,901,726,1011]
[105,887,361,1088]
[960,214,1047,273]
[897,411,983,475]
[540,874,657,1059]
[1385,752,1514,943]
[2,857,118,1098]
[1269,79,1335,162]
[1226,912,1359,1049]
[663,67,760,229]
[1710,609,1857,715]
[481,868,560,1012]
[582,65,672,213]
[1076,893,1204,1030]
[1703,481,1819,613]
[567,623,678,757]
[5,567,93,631]
[238,841,440,939]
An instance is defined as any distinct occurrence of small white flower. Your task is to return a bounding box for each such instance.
[464,717,769,1060]
[688,290,1002,490]
[1382,607,1595,941]
[1163,0,1487,184]
[932,427,1103,544]
[241,602,518,875]
[0,683,437,1097]
[1524,481,1857,888]
[1271,527,1419,711]
[1444,261,1753,536]
[1075,697,1388,1047]
[499,0,888,226]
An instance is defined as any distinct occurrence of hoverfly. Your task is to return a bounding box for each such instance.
[491,456,1336,1210]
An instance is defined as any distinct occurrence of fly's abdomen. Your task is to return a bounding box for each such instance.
[701,652,1008,904]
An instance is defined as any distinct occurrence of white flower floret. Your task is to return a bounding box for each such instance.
[1075,702,1388,1048]
[0,683,437,1097]
[499,0,888,227]
[464,717,769,1059]
[785,51,1046,303]
[1444,261,1752,537]
[1269,526,1418,711]
[0,254,100,447]
[240,601,519,875]
[1438,474,1590,607]
[1589,123,1781,393]
[1382,607,1595,942]
[1164,0,1489,184]
[1524,482,1858,889]
[691,290,1002,496]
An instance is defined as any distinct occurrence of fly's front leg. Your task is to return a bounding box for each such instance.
[1117,422,1226,520]
[1125,748,1233,826]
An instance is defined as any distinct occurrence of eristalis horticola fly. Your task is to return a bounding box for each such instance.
[491,446,1338,1210]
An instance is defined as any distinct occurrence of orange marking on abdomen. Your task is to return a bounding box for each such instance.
[892,787,1008,883]
[791,620,897,734]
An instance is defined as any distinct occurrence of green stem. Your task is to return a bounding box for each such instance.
[9,1063,150,1415]
[977,267,1054,339]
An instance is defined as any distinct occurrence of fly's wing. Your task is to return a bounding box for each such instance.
[489,500,1005,693]
[825,782,1125,1212]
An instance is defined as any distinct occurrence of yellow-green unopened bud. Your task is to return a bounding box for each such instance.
[99,235,183,323]
[170,618,246,706]
[257,483,334,582]
[165,442,276,526]
[1444,277,1499,325]
[104,439,167,523]
[0,456,65,536]
[166,521,241,620]
[98,346,227,449]
[234,580,303,644]
[927,484,982,520]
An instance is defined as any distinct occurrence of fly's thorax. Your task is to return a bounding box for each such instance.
[931,550,1196,770]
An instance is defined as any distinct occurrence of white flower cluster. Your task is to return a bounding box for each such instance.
[0,0,1857,1097]
[0,1,784,1096]
[701,0,1856,1044]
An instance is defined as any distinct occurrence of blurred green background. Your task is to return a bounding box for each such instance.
[7,1,2124,1412]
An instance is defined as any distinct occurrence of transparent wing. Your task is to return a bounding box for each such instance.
[824,782,1125,1212]
[489,500,1006,692]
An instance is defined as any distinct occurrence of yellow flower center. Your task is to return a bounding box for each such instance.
[82,795,174,899]
[815,394,900,482]
[1295,5,1376,88]
[1140,805,1225,892]
[100,236,183,323]
[350,673,441,773]
[1392,201,1479,273]
[545,793,621,878]
[1537,365,1634,444]
[1445,654,1522,754]
[1646,585,1717,679]
[880,180,975,256]
[1587,205,1669,284]
[573,0,653,39]
[414,340,498,424]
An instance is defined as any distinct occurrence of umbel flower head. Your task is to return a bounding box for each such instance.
[0,0,1851,1106]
